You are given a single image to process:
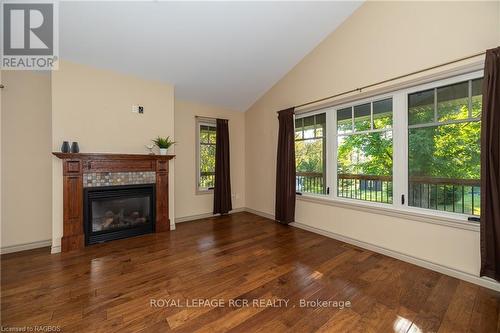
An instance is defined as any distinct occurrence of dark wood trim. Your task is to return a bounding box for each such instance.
[53,152,175,252]
[53,152,175,161]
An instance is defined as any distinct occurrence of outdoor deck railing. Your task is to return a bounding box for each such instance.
[337,173,393,204]
[408,176,480,216]
[296,172,480,215]
[296,172,326,195]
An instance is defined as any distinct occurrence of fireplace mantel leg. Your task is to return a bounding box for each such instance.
[61,159,85,251]
[155,160,170,232]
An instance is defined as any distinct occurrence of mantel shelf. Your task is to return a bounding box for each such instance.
[52,152,175,160]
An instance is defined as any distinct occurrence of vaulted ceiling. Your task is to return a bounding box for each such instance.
[60,1,362,111]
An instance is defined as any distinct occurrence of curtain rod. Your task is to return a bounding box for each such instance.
[280,50,486,112]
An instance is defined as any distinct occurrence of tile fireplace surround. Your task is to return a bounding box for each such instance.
[83,171,156,188]
[53,153,175,252]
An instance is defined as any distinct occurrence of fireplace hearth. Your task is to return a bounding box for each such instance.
[84,184,155,245]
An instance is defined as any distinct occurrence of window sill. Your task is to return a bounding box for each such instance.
[196,189,214,195]
[297,194,480,232]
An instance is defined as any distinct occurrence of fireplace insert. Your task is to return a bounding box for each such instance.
[84,184,155,245]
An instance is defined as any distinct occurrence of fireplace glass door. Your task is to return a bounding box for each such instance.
[91,196,151,232]
[84,184,155,244]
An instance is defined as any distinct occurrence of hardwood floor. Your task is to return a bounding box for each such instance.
[1,212,499,332]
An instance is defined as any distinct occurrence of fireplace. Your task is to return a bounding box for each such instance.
[84,184,155,245]
[53,153,174,252]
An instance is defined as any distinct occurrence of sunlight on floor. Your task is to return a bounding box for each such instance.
[89,258,104,283]
[310,270,324,280]
[393,316,421,333]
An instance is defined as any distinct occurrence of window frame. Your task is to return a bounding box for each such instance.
[296,70,484,223]
[196,118,217,194]
[400,71,483,218]
[294,109,329,196]
[332,93,395,205]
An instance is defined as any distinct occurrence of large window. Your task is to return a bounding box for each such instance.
[408,78,482,215]
[336,98,393,203]
[295,113,326,194]
[197,120,216,192]
[294,70,483,220]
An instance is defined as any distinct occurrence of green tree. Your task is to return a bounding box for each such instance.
[408,103,480,180]
[337,118,393,176]
[295,139,323,173]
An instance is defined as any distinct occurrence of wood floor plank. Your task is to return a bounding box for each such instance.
[1,212,498,333]
[437,281,478,333]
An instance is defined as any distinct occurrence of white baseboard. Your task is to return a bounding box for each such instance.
[51,244,61,254]
[174,207,246,224]
[289,221,500,292]
[1,239,52,255]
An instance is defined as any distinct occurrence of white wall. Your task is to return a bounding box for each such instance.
[1,71,52,251]
[51,60,175,252]
[174,100,245,219]
[245,1,500,282]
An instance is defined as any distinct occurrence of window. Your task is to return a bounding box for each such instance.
[336,98,393,203]
[408,78,482,215]
[295,112,326,194]
[197,120,216,192]
[294,70,483,221]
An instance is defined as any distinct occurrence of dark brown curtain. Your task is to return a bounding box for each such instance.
[213,118,232,215]
[275,108,296,224]
[481,46,500,281]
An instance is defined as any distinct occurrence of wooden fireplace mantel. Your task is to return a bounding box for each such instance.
[53,152,175,252]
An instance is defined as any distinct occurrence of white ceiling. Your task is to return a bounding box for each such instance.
[60,1,362,111]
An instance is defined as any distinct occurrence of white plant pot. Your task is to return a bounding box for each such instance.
[159,148,168,155]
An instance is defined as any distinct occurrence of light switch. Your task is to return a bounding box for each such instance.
[132,105,144,114]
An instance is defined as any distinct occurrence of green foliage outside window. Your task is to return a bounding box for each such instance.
[408,79,482,180]
[295,114,326,194]
[337,101,393,203]
[407,79,482,215]
[294,78,482,215]
[199,125,216,189]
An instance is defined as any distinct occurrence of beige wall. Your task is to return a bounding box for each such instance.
[51,61,175,252]
[245,1,500,278]
[1,71,52,250]
[175,100,245,219]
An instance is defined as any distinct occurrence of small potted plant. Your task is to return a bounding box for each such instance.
[152,136,175,155]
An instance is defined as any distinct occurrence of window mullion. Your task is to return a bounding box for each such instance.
[370,102,374,130]
[330,110,337,199]
[351,107,354,133]
[393,92,407,208]
[434,87,438,122]
[468,79,472,119]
